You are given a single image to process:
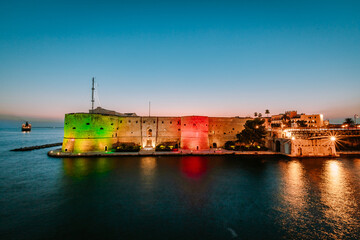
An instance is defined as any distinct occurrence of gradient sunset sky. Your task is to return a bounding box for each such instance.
[0,0,359,122]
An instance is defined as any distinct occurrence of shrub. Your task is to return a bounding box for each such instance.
[115,143,141,152]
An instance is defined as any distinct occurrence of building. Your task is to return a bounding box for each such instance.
[61,110,250,153]
[270,110,325,128]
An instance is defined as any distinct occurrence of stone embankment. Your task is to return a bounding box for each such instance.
[11,143,63,151]
[48,149,283,158]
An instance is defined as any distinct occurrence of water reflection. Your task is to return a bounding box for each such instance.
[321,160,358,237]
[279,160,307,219]
[181,156,207,178]
[62,158,113,178]
[140,157,157,190]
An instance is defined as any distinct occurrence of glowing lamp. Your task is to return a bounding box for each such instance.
[330,136,336,141]
[291,136,295,140]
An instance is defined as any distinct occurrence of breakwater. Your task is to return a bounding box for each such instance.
[11,142,62,151]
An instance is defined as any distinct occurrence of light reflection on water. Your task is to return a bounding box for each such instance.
[54,156,360,239]
[320,160,359,238]
[279,160,307,216]
[1,126,360,240]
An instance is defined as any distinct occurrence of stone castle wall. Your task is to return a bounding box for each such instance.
[62,113,250,153]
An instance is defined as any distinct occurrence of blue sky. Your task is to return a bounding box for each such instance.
[0,0,359,122]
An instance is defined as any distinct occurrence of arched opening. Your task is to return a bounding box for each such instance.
[65,148,67,152]
[175,144,179,149]
[105,146,108,151]
[196,146,199,150]
[147,129,152,137]
[275,141,281,152]
[213,143,217,148]
[298,147,302,156]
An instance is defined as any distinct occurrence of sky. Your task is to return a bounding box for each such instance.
[0,0,359,123]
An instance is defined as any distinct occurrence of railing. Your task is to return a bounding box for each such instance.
[284,128,360,131]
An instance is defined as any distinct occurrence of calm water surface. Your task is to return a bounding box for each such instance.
[1,128,360,239]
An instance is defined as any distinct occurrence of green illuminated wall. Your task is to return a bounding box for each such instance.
[62,113,119,153]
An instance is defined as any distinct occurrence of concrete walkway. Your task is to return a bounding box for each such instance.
[48,148,283,158]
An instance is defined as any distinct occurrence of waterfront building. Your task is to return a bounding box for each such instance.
[270,110,326,128]
[61,109,250,153]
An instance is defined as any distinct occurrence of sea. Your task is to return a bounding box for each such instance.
[1,128,360,239]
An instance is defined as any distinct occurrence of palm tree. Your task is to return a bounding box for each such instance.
[258,113,262,118]
[265,109,270,117]
[343,118,354,129]
[254,112,258,118]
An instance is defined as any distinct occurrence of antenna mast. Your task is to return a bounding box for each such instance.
[91,77,95,111]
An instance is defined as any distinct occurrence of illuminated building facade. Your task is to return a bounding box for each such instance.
[61,112,250,153]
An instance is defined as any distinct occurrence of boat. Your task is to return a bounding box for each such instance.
[22,121,31,131]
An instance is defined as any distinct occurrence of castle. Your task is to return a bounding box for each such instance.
[61,107,250,153]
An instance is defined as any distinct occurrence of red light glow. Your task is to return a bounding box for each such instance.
[181,157,207,178]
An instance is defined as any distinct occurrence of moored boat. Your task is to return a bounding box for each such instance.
[22,121,31,131]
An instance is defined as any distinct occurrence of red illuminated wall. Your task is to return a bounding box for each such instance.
[180,116,209,150]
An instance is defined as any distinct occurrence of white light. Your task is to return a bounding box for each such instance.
[330,136,336,141]
[291,136,295,140]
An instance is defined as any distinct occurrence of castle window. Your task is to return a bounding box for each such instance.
[100,127,104,130]
[232,128,235,130]
[111,123,113,125]
[170,121,172,124]
[153,121,155,123]
[177,121,180,124]
[86,123,90,125]
[117,127,119,130]
[143,121,146,123]
[136,121,138,123]
[184,124,186,126]
[120,120,122,123]
[72,127,76,129]
[162,121,164,124]
[129,120,131,123]
[147,129,152,137]
[193,124,196,126]
[178,129,181,131]
[224,132,226,135]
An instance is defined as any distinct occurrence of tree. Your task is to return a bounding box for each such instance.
[297,120,308,128]
[343,118,355,129]
[265,109,270,117]
[258,113,262,118]
[236,118,267,146]
[254,112,258,117]
[281,114,291,128]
